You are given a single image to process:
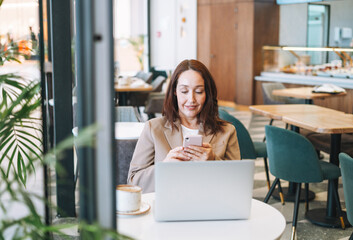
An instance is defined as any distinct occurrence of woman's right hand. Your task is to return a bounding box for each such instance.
[163,146,191,162]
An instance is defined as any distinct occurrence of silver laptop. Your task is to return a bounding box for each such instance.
[154,160,255,221]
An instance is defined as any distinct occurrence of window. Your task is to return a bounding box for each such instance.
[307,4,330,64]
[114,0,149,75]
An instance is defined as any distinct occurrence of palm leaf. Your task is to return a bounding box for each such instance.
[16,129,43,144]
[18,146,36,176]
[5,145,17,177]
[0,136,16,163]
[17,153,27,184]
[0,80,42,185]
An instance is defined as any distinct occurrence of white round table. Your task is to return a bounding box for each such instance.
[117,193,286,240]
[115,122,145,140]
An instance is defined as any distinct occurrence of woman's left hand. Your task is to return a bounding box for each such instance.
[183,143,215,161]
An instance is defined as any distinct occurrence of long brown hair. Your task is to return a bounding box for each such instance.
[162,59,226,134]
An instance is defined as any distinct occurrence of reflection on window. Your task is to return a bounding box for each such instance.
[114,0,149,75]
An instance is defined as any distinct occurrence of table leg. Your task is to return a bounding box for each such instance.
[118,92,128,106]
[305,99,313,104]
[291,125,299,132]
[305,133,351,228]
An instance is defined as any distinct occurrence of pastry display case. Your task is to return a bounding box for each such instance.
[262,46,353,79]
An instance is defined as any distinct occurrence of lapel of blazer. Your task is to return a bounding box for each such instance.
[163,120,216,148]
[164,119,183,149]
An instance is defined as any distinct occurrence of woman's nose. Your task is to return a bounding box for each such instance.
[188,92,196,102]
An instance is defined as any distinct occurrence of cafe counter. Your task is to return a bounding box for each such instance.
[255,72,353,90]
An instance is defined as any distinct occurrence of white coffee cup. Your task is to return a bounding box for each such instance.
[116,184,142,212]
[118,76,132,86]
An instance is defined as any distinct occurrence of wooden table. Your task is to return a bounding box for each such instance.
[250,104,353,228]
[272,87,347,104]
[115,79,153,106]
[117,193,286,240]
[249,104,344,121]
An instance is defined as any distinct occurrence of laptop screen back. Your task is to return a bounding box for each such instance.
[154,160,255,221]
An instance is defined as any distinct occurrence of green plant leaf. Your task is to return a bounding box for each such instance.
[18,145,36,176]
[17,152,27,184]
[5,143,17,177]
[0,79,42,185]
[16,129,42,144]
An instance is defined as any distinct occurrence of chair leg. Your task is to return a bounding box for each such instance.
[277,180,285,205]
[315,150,324,160]
[331,181,345,230]
[263,157,271,190]
[147,113,156,119]
[305,183,309,212]
[264,178,279,203]
[263,119,274,142]
[133,107,144,122]
[291,183,302,240]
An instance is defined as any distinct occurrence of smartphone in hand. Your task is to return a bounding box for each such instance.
[183,135,203,148]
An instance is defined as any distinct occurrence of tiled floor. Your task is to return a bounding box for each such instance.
[223,106,352,240]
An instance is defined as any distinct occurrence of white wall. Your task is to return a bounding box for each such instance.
[329,0,353,47]
[150,0,197,71]
[279,0,353,47]
[279,4,308,46]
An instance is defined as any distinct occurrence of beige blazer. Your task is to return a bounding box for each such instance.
[127,117,241,193]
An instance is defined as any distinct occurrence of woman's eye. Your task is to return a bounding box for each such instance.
[181,91,188,94]
[196,91,204,94]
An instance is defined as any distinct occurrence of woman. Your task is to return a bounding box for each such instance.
[127,59,240,193]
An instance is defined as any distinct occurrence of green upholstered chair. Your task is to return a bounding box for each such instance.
[264,125,345,240]
[219,109,276,193]
[339,153,353,240]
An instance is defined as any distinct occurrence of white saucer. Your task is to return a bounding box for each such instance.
[117,202,150,216]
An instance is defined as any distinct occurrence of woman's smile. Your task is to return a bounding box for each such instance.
[185,104,198,110]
